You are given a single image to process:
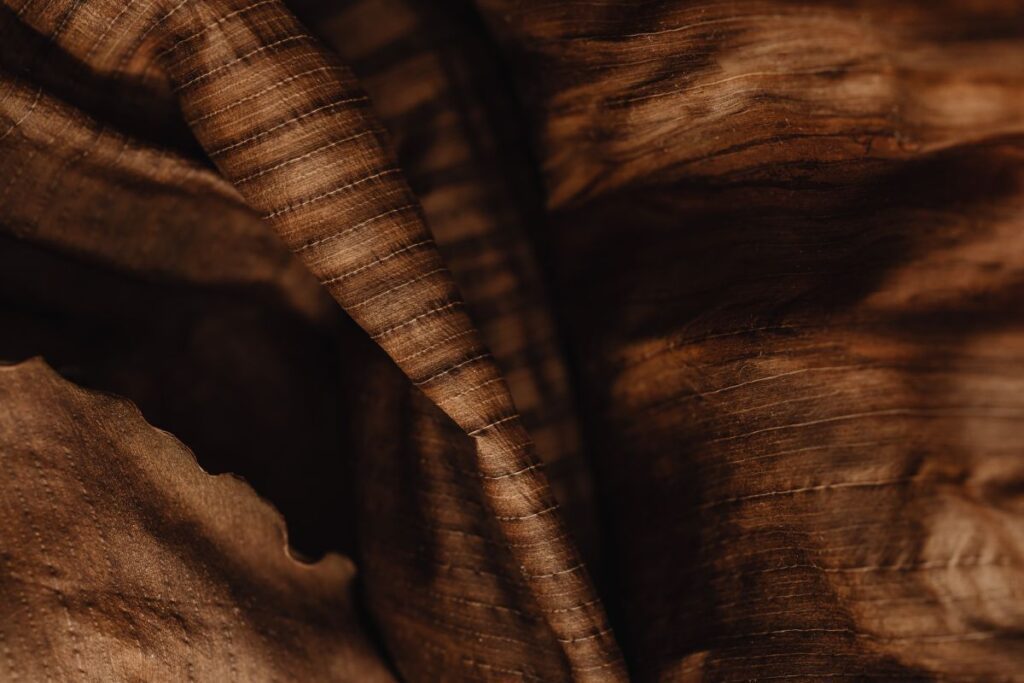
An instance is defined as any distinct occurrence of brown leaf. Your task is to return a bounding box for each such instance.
[0,358,394,682]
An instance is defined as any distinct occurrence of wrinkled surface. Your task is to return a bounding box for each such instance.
[1,0,1023,680]
[477,1,1024,679]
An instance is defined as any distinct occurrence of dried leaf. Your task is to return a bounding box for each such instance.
[0,358,394,682]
